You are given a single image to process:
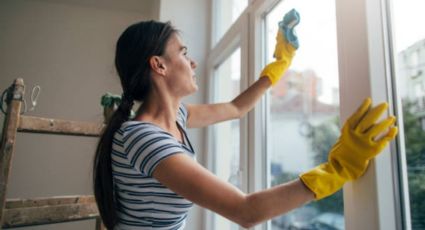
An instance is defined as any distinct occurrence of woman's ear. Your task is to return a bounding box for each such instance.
[149,56,167,76]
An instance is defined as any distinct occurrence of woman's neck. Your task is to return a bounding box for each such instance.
[135,90,181,131]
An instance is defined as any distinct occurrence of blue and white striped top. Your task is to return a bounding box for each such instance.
[111,104,195,230]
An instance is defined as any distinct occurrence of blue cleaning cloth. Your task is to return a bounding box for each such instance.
[278,9,300,49]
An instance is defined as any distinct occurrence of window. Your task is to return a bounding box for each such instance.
[213,0,248,45]
[207,0,416,229]
[211,48,241,230]
[390,0,425,229]
[263,1,342,229]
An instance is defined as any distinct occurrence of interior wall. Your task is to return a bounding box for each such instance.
[0,0,159,229]
[159,0,210,229]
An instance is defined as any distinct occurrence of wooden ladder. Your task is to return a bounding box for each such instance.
[0,78,105,229]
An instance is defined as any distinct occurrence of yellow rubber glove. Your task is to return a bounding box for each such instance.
[260,26,296,85]
[300,98,398,200]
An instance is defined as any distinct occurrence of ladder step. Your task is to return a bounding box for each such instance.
[18,115,104,137]
[2,196,99,228]
[5,195,95,208]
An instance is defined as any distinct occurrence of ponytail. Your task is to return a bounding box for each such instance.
[93,97,133,229]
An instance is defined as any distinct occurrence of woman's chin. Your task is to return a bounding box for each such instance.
[191,78,198,92]
[191,84,199,93]
[182,84,198,97]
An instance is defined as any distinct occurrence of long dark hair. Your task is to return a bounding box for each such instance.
[93,20,177,229]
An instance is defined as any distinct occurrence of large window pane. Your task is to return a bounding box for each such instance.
[213,0,248,45]
[264,1,343,229]
[212,48,241,230]
[391,1,425,229]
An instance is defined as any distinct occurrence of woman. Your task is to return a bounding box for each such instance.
[93,20,397,229]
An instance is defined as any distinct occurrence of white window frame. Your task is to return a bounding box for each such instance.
[336,0,411,229]
[206,0,410,230]
[247,1,280,230]
[204,6,250,230]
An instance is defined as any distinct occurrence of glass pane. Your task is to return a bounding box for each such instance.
[212,48,241,230]
[264,1,343,230]
[391,0,425,229]
[213,0,248,45]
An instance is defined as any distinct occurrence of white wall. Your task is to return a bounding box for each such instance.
[0,0,158,229]
[159,0,211,229]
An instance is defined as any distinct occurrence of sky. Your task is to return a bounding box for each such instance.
[266,0,339,104]
[392,0,425,52]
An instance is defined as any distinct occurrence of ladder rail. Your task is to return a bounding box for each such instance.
[0,78,25,225]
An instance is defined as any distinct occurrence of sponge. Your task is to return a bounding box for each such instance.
[278,8,300,49]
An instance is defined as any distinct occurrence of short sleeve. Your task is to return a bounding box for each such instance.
[124,124,185,176]
[177,103,189,128]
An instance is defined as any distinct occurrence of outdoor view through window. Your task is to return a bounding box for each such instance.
[265,1,343,230]
[214,0,247,45]
[391,0,425,229]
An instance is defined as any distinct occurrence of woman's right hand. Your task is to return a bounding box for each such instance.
[300,98,398,200]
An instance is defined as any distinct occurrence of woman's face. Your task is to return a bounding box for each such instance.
[162,33,198,97]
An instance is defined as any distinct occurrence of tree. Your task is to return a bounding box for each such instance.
[272,117,344,214]
[402,100,425,229]
[306,117,344,214]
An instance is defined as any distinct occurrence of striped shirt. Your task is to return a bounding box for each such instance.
[111,104,195,230]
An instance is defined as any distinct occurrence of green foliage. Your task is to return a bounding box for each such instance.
[312,190,344,214]
[408,173,425,229]
[307,117,340,164]
[271,145,344,215]
[271,171,299,187]
[402,100,425,167]
[269,117,344,214]
[307,117,344,214]
[402,100,425,229]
